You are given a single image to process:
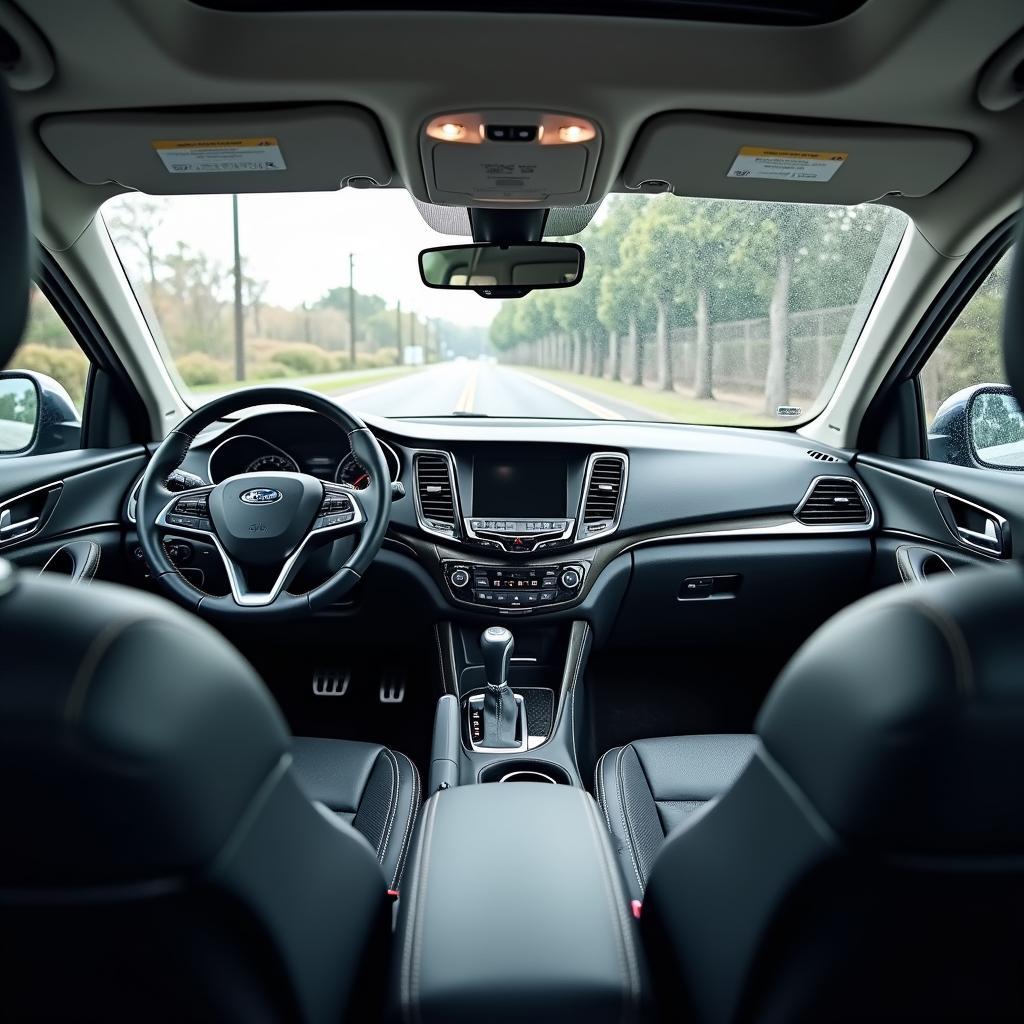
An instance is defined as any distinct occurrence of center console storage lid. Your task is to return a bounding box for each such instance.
[394,784,646,1023]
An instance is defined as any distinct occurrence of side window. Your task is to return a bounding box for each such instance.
[921,248,1024,471]
[1,285,87,456]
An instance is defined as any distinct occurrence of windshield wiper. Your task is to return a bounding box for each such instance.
[450,411,490,417]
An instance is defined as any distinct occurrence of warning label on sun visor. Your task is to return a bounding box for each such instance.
[152,138,287,174]
[726,147,847,183]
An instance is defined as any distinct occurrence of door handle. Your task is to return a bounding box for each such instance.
[934,489,1010,558]
[0,508,40,539]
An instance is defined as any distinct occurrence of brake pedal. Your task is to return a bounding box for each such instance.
[312,667,350,697]
[379,669,406,704]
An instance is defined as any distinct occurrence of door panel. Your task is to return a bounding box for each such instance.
[0,446,146,580]
[857,453,1021,585]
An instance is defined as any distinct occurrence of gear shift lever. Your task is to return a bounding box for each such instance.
[480,626,519,748]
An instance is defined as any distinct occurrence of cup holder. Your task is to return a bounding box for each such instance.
[479,760,573,786]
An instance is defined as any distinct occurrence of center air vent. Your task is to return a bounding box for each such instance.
[795,476,871,527]
[414,452,458,537]
[578,454,627,539]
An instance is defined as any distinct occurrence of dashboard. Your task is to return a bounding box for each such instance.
[134,408,877,633]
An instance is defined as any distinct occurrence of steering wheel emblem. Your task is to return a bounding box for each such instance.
[240,487,283,505]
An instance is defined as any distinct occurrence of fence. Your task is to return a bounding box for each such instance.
[500,304,858,400]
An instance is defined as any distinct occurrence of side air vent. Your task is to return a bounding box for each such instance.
[795,476,871,527]
[414,452,458,537]
[578,454,627,538]
[806,449,840,463]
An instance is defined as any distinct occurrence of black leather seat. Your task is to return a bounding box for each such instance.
[0,83,418,1022]
[291,737,420,890]
[601,235,1024,1021]
[595,734,756,900]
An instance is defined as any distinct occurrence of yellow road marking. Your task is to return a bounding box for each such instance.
[511,370,624,420]
[454,363,479,413]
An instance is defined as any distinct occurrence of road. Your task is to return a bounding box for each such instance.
[325,361,648,421]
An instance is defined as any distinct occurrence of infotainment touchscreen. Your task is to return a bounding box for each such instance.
[472,458,567,518]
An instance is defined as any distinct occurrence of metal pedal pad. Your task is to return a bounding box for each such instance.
[312,667,350,697]
[379,669,406,704]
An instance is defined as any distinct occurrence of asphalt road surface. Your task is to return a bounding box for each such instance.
[330,361,647,421]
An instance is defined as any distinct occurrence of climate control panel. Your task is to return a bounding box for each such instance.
[443,560,587,613]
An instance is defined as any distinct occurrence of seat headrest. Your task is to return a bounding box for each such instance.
[756,565,1024,856]
[0,82,30,369]
[1003,221,1024,408]
[0,574,290,885]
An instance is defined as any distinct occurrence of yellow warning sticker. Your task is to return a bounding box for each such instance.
[152,137,286,174]
[727,146,847,183]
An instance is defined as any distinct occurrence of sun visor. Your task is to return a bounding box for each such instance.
[621,113,972,204]
[39,105,393,195]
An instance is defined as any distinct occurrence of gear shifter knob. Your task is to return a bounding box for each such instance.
[480,626,514,689]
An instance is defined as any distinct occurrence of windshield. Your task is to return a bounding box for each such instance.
[102,191,906,425]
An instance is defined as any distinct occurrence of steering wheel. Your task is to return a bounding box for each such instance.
[136,388,391,621]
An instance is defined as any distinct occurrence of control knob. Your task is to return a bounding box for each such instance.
[450,567,471,589]
[560,566,582,590]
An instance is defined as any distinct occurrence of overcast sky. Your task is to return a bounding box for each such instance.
[104,189,505,328]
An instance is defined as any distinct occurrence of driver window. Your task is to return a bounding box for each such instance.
[9,286,89,414]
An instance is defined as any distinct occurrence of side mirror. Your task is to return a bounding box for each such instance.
[418,242,584,298]
[968,386,1024,469]
[928,383,1024,469]
[0,374,39,454]
[0,371,81,456]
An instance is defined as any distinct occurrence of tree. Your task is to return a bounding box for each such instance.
[105,196,167,288]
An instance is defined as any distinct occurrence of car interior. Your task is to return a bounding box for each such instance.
[2,1,1024,1021]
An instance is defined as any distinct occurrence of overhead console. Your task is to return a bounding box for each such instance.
[621,112,972,204]
[39,104,394,195]
[419,109,602,207]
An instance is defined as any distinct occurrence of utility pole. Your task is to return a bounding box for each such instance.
[232,194,245,382]
[348,253,356,369]
[396,300,402,365]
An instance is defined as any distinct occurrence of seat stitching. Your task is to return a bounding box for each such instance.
[615,744,646,892]
[377,749,401,862]
[391,753,421,889]
[596,750,616,837]
[580,790,641,1024]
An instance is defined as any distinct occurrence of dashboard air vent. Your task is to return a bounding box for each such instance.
[580,455,626,535]
[806,449,840,463]
[415,452,457,535]
[795,477,870,527]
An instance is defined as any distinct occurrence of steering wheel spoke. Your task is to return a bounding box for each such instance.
[155,484,217,537]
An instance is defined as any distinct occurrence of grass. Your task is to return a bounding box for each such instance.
[189,365,421,397]
[520,367,779,427]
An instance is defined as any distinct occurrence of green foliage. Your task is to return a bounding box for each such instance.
[11,343,89,407]
[175,351,229,387]
[269,343,336,375]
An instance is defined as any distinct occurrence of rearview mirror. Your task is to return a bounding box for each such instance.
[418,242,584,298]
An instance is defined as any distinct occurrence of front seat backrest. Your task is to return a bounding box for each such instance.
[0,572,390,1022]
[641,232,1024,1024]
